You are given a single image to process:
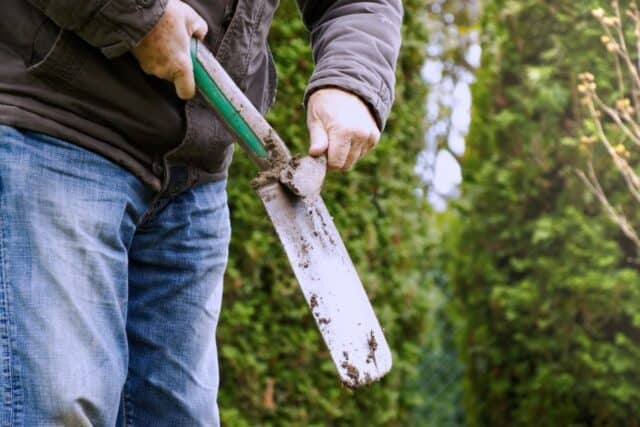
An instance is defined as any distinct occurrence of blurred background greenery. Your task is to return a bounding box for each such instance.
[218,0,640,425]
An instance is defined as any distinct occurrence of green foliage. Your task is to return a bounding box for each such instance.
[443,1,640,425]
[217,1,432,425]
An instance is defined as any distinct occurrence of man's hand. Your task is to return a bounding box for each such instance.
[307,88,381,170]
[131,0,207,100]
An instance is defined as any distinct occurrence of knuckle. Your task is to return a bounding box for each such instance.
[139,58,159,75]
[140,63,154,75]
[369,135,380,148]
[159,68,174,80]
[354,128,370,140]
[328,157,343,169]
[343,127,371,142]
[154,62,173,79]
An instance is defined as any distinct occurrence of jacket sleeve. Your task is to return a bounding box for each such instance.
[297,0,403,129]
[25,0,168,58]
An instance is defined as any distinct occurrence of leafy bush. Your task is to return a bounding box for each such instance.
[217,1,433,425]
[443,1,640,425]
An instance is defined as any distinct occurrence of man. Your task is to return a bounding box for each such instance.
[0,0,401,425]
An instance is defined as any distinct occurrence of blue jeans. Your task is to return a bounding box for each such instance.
[0,125,230,426]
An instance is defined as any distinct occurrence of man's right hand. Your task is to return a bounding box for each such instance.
[131,0,207,100]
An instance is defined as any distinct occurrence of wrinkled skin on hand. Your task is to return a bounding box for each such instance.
[131,0,207,100]
[307,88,381,170]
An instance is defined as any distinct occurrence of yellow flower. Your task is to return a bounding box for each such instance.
[616,98,635,116]
[578,72,595,83]
[592,8,605,18]
[615,144,629,157]
[606,42,620,52]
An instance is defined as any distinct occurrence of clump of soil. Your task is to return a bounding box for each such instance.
[366,331,378,367]
[251,132,289,189]
[263,131,289,165]
[276,156,301,193]
[251,168,283,189]
[314,206,336,246]
[340,359,377,388]
[297,237,311,269]
[341,360,360,387]
[339,335,382,388]
[310,294,318,309]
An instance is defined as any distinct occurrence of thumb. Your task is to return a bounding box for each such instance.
[173,58,195,100]
[308,120,329,156]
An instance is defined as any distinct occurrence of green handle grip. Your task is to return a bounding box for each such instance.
[190,39,268,159]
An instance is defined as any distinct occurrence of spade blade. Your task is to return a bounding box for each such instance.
[256,181,392,388]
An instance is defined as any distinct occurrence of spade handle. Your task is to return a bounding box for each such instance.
[190,38,291,169]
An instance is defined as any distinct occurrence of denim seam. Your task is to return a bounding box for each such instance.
[0,194,23,426]
[123,378,135,427]
[120,387,127,427]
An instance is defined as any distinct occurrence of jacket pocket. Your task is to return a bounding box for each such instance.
[165,96,235,175]
[221,0,239,32]
[215,0,248,83]
[27,20,86,90]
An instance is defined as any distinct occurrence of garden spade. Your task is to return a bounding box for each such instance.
[191,39,392,388]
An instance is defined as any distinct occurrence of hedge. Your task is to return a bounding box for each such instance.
[443,1,640,425]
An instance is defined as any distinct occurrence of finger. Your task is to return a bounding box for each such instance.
[184,3,208,40]
[327,131,351,169]
[191,16,208,40]
[343,143,363,170]
[173,57,195,100]
[371,127,381,146]
[362,130,380,156]
[308,121,329,156]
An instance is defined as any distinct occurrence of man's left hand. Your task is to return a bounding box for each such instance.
[306,88,381,170]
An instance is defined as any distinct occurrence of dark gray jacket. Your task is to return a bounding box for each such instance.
[0,0,402,193]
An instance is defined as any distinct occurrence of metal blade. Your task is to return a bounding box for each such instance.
[256,182,392,388]
[279,156,327,199]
